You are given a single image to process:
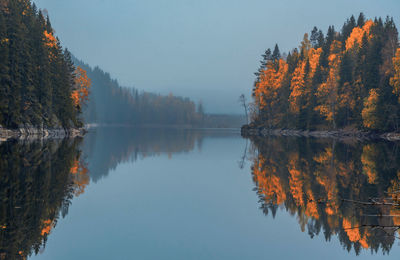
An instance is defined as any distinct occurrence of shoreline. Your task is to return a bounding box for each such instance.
[241,125,400,141]
[0,127,86,142]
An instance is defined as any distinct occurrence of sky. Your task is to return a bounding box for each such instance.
[32,0,400,114]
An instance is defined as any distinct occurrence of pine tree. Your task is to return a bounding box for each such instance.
[0,9,9,126]
[357,12,366,27]
[341,15,356,44]
[272,44,281,61]
[6,0,25,127]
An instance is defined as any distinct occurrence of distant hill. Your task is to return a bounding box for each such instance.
[73,57,205,126]
[73,57,246,128]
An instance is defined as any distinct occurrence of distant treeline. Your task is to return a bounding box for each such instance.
[200,114,245,128]
[251,13,400,132]
[73,58,204,126]
[0,0,83,129]
[74,58,245,127]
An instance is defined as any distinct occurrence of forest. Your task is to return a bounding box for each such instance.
[73,58,245,127]
[0,0,90,129]
[0,0,245,130]
[73,58,203,126]
[250,13,400,132]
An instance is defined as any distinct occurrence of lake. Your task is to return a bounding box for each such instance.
[1,127,400,259]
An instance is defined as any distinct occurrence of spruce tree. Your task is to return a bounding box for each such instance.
[357,12,366,27]
[0,9,9,126]
[272,44,281,61]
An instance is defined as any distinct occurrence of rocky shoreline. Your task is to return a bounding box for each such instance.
[0,126,86,142]
[241,125,400,141]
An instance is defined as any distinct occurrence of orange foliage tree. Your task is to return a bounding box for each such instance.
[253,59,288,127]
[289,62,306,114]
[71,66,91,109]
[345,20,374,50]
[43,30,57,48]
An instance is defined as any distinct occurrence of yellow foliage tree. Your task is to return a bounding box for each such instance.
[361,88,380,129]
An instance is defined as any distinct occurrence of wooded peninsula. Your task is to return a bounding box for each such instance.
[243,14,400,136]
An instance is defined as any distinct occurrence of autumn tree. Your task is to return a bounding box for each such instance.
[71,66,91,111]
[314,41,342,128]
[362,89,380,129]
[249,14,400,132]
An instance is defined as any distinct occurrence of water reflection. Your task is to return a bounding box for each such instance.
[82,127,237,182]
[0,128,237,259]
[0,139,86,260]
[248,136,400,255]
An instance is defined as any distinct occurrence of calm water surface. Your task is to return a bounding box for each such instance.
[2,127,400,259]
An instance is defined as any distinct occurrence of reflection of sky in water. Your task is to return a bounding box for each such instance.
[30,129,400,259]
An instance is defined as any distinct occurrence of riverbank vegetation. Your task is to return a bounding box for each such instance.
[0,0,90,129]
[249,14,400,132]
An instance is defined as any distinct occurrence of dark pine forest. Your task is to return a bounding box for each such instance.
[0,0,85,129]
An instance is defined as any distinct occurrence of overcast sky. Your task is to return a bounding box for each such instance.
[33,0,400,114]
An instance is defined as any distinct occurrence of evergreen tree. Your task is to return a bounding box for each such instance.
[357,12,366,27]
[272,44,281,61]
[0,9,9,125]
[341,15,356,44]
[310,26,321,48]
[0,0,86,129]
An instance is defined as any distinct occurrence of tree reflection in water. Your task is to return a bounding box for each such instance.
[0,128,238,259]
[247,136,400,255]
[0,138,87,260]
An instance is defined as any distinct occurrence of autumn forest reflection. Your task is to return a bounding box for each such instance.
[4,129,400,259]
[249,136,400,255]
